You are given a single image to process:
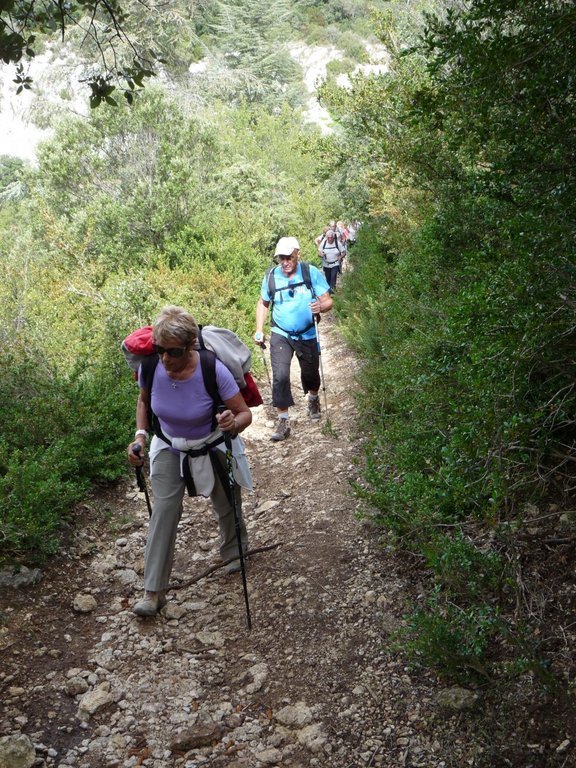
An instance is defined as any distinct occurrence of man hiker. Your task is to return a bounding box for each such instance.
[318,228,342,293]
[254,236,333,442]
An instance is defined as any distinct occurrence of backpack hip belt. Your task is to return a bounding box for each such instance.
[271,320,315,340]
[167,431,231,497]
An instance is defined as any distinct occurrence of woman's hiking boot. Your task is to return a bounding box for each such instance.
[307,396,321,420]
[132,590,167,616]
[271,418,290,441]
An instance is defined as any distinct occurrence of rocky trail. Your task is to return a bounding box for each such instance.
[0,316,574,768]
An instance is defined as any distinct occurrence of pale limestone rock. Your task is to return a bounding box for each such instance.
[72,594,97,613]
[0,733,36,768]
[195,630,225,648]
[169,722,225,751]
[255,747,283,764]
[163,602,187,620]
[77,686,115,720]
[296,723,327,753]
[275,702,313,727]
[435,686,479,712]
[65,677,89,696]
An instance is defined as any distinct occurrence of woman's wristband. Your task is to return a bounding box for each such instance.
[134,429,148,439]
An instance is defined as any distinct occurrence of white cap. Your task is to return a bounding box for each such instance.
[274,236,300,256]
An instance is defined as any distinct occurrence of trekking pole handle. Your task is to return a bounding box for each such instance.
[131,442,146,467]
[216,405,233,449]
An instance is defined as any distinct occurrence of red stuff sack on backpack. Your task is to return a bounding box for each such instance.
[122,326,154,379]
[121,325,263,407]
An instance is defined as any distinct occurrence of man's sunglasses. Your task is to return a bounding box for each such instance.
[153,344,187,358]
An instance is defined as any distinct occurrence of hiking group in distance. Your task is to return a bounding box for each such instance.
[125,219,358,617]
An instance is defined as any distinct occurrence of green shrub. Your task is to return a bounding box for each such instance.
[0,441,87,561]
[402,588,500,681]
[326,57,356,77]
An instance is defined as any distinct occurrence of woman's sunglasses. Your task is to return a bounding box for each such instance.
[153,344,187,358]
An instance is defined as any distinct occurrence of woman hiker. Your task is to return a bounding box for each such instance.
[127,305,252,616]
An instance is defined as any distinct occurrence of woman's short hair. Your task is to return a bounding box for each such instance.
[153,305,199,347]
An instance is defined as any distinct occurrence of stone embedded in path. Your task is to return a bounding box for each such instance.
[195,630,225,648]
[77,685,116,720]
[254,500,280,515]
[241,662,269,694]
[72,594,97,613]
[0,566,42,588]
[296,722,328,753]
[275,702,313,727]
[163,602,187,620]
[436,686,479,712]
[65,676,90,696]
[169,722,225,751]
[255,746,283,764]
[0,733,36,768]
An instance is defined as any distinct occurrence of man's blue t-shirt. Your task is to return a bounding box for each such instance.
[261,262,330,341]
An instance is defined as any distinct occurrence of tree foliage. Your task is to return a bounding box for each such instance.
[0,79,343,563]
[330,0,576,677]
[0,0,162,105]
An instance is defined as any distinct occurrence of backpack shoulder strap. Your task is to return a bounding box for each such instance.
[300,262,316,298]
[140,354,158,394]
[265,266,276,302]
[198,347,222,429]
[140,355,160,438]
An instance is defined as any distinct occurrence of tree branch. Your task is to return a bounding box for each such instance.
[169,542,283,590]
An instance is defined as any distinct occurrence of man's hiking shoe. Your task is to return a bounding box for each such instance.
[132,590,167,616]
[225,558,242,574]
[308,397,321,420]
[271,418,290,441]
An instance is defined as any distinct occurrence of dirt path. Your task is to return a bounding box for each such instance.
[0,316,571,768]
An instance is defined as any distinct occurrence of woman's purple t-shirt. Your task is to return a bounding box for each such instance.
[139,358,239,439]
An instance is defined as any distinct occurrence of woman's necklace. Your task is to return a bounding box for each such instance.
[167,350,197,389]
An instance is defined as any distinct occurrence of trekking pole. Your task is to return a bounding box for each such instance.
[259,341,272,390]
[133,443,153,518]
[314,316,330,421]
[217,408,252,631]
[255,334,272,390]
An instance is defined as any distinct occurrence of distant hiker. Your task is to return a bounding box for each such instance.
[318,229,342,293]
[336,221,348,244]
[127,305,252,616]
[314,225,329,248]
[254,236,333,441]
[347,221,357,245]
[335,221,349,274]
[336,220,348,251]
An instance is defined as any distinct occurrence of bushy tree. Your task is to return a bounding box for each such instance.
[189,0,305,108]
[330,0,576,677]
[0,0,164,105]
[0,77,342,564]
